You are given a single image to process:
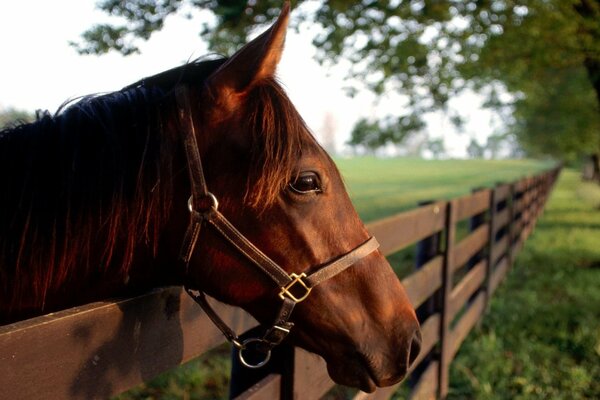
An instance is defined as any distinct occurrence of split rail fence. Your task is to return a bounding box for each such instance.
[0,166,561,400]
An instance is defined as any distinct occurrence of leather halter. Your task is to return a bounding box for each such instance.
[175,88,379,368]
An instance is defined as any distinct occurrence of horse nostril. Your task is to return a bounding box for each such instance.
[408,329,422,366]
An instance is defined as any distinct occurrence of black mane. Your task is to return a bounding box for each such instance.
[0,58,226,318]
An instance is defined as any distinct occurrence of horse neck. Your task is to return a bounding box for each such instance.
[0,90,189,323]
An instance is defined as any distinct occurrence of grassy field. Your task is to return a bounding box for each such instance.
[337,157,554,222]
[447,169,600,399]
[114,158,599,400]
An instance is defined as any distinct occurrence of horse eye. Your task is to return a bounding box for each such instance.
[289,172,322,194]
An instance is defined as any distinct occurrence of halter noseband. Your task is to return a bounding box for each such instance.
[176,88,379,368]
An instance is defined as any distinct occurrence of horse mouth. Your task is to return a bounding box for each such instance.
[326,352,407,393]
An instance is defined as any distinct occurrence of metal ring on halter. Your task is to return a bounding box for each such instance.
[238,338,272,369]
[188,193,219,213]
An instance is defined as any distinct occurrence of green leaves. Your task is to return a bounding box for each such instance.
[347,113,425,152]
[73,0,600,160]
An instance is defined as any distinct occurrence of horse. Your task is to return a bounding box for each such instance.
[0,3,420,392]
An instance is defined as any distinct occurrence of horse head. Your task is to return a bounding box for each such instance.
[176,4,421,392]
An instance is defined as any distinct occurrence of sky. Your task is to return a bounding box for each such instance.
[0,1,497,157]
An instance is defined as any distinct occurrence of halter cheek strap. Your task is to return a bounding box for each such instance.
[176,87,379,368]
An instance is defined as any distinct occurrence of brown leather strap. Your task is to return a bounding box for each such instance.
[176,88,208,200]
[185,287,242,347]
[305,237,379,287]
[208,210,292,286]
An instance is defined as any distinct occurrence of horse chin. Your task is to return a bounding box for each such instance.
[324,353,406,393]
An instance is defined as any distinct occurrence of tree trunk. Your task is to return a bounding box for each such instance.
[582,153,600,181]
[574,1,600,107]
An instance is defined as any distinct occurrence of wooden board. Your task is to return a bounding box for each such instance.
[491,235,509,265]
[0,287,257,400]
[292,348,334,400]
[448,260,486,321]
[494,208,510,233]
[367,202,446,256]
[412,313,441,371]
[452,225,489,272]
[449,292,486,360]
[453,190,491,222]
[233,374,281,400]
[409,361,439,400]
[401,256,443,309]
[490,256,509,296]
[494,184,511,204]
[353,383,400,400]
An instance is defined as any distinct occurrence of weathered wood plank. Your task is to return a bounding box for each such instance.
[454,190,491,222]
[494,184,511,204]
[448,260,486,321]
[449,293,486,360]
[490,256,509,296]
[292,348,334,400]
[366,202,446,256]
[438,200,456,398]
[409,361,439,400]
[411,313,441,371]
[401,256,443,309]
[491,235,509,265]
[0,287,257,400]
[494,208,510,233]
[452,224,489,272]
[233,374,281,400]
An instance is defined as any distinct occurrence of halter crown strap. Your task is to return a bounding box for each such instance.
[175,87,380,368]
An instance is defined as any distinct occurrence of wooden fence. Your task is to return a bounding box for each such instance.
[0,166,561,400]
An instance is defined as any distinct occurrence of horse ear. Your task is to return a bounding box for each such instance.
[206,2,290,106]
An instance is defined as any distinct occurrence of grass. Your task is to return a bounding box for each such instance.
[447,169,600,399]
[337,157,554,222]
[115,157,586,400]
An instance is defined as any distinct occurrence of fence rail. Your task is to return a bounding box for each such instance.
[0,166,561,400]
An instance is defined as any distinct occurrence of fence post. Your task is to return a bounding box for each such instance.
[506,183,515,270]
[415,200,442,321]
[438,200,456,399]
[484,185,498,311]
[412,200,442,386]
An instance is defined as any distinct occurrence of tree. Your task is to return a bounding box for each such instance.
[347,114,425,154]
[509,67,600,163]
[467,138,485,159]
[74,1,600,162]
[485,133,507,160]
[426,138,445,160]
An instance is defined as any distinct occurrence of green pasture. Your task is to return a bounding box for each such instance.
[116,158,600,400]
[337,157,554,222]
[447,169,600,399]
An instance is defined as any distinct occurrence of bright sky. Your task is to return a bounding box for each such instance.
[0,1,495,157]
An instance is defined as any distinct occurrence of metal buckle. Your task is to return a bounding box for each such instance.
[238,338,272,369]
[279,272,312,303]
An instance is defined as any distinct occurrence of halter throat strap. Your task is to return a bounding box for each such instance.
[175,87,379,368]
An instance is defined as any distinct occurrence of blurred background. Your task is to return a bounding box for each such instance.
[1,1,599,399]
[2,0,599,169]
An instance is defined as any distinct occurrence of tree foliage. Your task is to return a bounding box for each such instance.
[74,0,600,159]
[467,138,484,159]
[347,114,425,152]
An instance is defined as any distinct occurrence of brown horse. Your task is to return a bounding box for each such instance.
[0,3,419,392]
